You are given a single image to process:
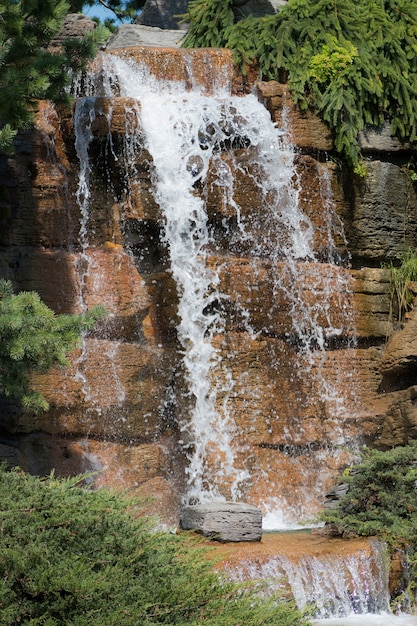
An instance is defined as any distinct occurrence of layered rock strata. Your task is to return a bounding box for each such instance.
[0,47,416,526]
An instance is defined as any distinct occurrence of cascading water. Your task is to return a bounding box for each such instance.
[73,50,358,523]
[73,94,128,425]
[67,47,417,623]
[227,539,417,625]
[105,54,348,508]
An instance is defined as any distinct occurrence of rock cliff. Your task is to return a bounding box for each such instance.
[0,46,416,527]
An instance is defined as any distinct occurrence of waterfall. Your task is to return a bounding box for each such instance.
[227,539,417,624]
[71,49,358,526]
[73,94,129,427]
[66,47,417,622]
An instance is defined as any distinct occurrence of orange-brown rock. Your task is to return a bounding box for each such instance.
[2,45,417,530]
[89,97,141,136]
[380,308,417,377]
[211,333,384,446]
[205,256,392,340]
[352,267,393,338]
[210,530,377,567]
[208,255,348,336]
[256,81,334,151]
[378,386,417,447]
[0,103,76,249]
[20,337,176,440]
[104,47,236,95]
[203,152,349,259]
[0,431,184,527]
[0,245,156,341]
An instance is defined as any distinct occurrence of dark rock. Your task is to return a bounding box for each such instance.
[49,13,96,48]
[232,0,285,20]
[179,502,263,542]
[348,161,417,262]
[135,0,286,30]
[359,123,412,152]
[324,483,350,509]
[136,0,189,30]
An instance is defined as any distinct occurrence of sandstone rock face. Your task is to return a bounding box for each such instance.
[0,45,416,527]
[380,309,417,378]
[180,502,263,541]
[257,81,334,151]
[106,47,236,94]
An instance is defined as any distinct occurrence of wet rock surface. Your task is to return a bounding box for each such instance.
[0,46,417,525]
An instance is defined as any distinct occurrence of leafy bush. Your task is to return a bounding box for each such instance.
[0,466,309,625]
[182,0,417,169]
[321,442,417,540]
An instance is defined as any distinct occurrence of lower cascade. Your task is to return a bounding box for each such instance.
[221,534,417,624]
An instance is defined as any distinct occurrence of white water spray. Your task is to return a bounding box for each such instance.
[77,52,355,521]
[228,541,396,621]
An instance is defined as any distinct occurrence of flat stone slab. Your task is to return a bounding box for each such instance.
[179,502,263,542]
[105,24,184,49]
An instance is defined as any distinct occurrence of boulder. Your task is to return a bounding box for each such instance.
[49,13,96,48]
[105,24,183,49]
[380,308,417,378]
[180,502,263,542]
[136,0,189,30]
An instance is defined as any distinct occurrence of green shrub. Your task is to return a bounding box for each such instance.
[0,0,109,154]
[182,0,417,169]
[320,442,417,606]
[0,280,104,412]
[0,466,309,625]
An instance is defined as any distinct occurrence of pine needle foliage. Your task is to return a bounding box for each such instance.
[0,0,109,154]
[180,0,235,49]
[320,442,417,605]
[0,280,104,412]
[182,0,417,169]
[0,465,309,625]
[70,0,147,28]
